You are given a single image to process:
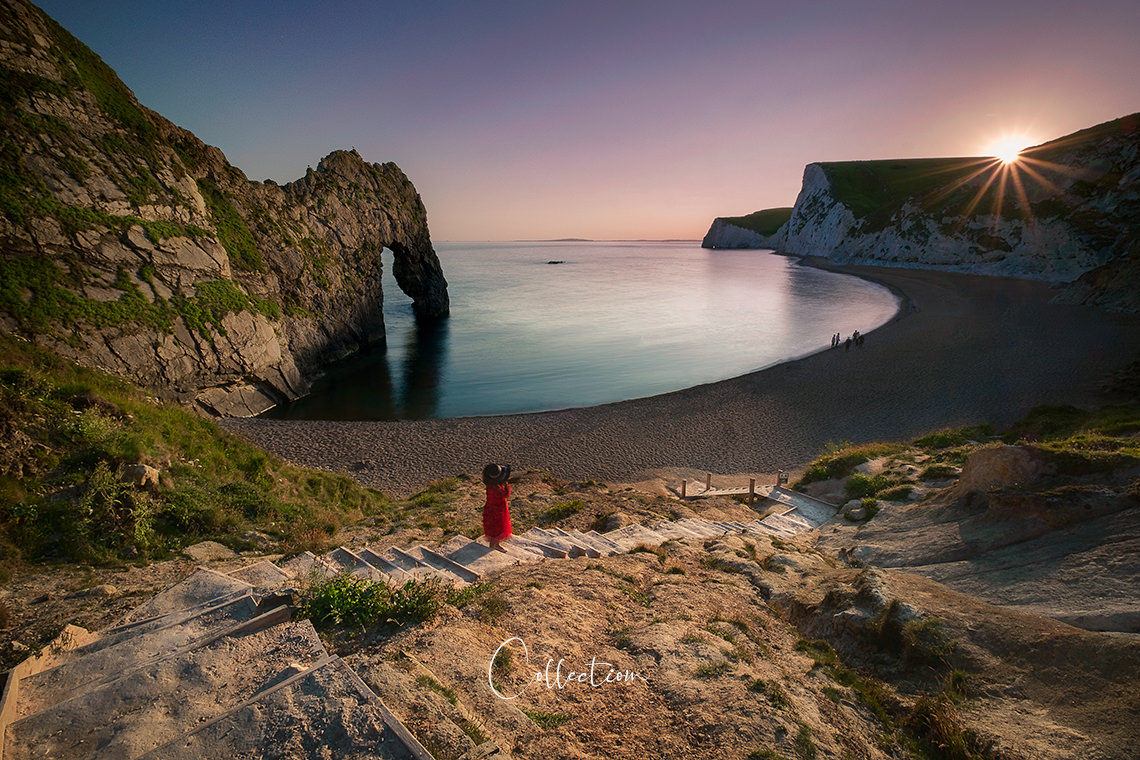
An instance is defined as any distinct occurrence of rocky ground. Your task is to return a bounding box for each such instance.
[5,458,1138,759]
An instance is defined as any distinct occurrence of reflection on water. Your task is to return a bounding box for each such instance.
[401,316,448,419]
[267,315,447,420]
[265,242,899,421]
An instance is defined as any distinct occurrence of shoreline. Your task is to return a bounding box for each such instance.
[223,264,1140,497]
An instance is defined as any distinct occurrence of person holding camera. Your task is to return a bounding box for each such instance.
[481,463,513,552]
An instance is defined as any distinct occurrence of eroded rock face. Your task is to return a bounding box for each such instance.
[954,444,1046,493]
[705,114,1140,310]
[0,0,449,415]
[700,218,785,250]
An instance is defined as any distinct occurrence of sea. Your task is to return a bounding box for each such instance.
[263,241,899,420]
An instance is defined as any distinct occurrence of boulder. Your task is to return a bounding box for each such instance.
[956,445,1044,493]
[120,463,160,491]
[181,541,238,562]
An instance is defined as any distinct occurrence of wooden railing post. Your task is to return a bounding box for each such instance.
[749,478,756,506]
[705,473,712,491]
[681,480,687,498]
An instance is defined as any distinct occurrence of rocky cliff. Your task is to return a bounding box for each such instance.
[708,114,1140,311]
[0,0,449,416]
[701,207,791,249]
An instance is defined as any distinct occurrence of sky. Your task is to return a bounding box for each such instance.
[32,0,1140,241]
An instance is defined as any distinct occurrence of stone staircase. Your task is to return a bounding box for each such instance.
[1,498,832,759]
[283,511,818,588]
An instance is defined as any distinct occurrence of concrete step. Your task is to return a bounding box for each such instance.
[648,521,707,541]
[523,528,594,557]
[772,510,815,531]
[603,524,668,551]
[227,560,293,589]
[676,519,730,538]
[559,528,620,556]
[0,625,95,746]
[406,545,480,584]
[0,624,97,690]
[546,527,606,557]
[13,603,289,723]
[583,530,627,555]
[381,547,451,582]
[758,513,807,535]
[12,594,257,718]
[667,520,722,539]
[435,535,477,556]
[739,520,784,537]
[509,535,569,558]
[763,486,837,526]
[136,657,433,760]
[6,618,325,760]
[357,548,416,585]
[443,538,544,575]
[324,546,377,574]
[114,566,254,627]
[280,550,340,578]
[324,547,402,583]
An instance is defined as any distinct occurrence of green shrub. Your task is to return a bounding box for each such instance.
[415,675,458,705]
[845,472,900,499]
[694,661,731,679]
[918,463,958,481]
[749,749,791,760]
[795,638,840,668]
[520,707,572,729]
[906,694,990,760]
[542,499,583,522]
[901,617,958,669]
[298,573,443,629]
[1003,404,1091,441]
[794,723,817,760]
[878,485,913,502]
[1038,434,1140,475]
[749,678,791,709]
[797,442,906,486]
[913,425,993,449]
[0,333,389,565]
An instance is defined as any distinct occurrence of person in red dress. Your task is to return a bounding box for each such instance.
[481,463,512,552]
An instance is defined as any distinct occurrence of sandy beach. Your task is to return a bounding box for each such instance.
[222,262,1140,497]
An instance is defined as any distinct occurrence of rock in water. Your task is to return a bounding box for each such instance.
[0,0,449,415]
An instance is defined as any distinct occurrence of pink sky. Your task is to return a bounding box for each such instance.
[34,0,1140,241]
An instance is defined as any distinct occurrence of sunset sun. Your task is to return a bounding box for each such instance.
[986,134,1034,164]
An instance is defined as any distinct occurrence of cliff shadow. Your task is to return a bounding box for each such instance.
[399,315,449,419]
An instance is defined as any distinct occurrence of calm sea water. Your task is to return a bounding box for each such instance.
[265,241,899,420]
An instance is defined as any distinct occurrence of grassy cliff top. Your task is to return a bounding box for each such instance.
[816,112,1140,232]
[817,158,988,221]
[719,207,793,236]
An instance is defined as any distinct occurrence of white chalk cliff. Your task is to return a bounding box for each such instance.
[707,114,1140,306]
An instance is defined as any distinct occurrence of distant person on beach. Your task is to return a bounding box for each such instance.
[845,336,852,352]
[482,463,512,552]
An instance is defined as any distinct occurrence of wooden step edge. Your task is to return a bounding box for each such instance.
[510,536,569,558]
[409,546,481,584]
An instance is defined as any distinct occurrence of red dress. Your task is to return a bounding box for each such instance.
[483,484,512,542]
